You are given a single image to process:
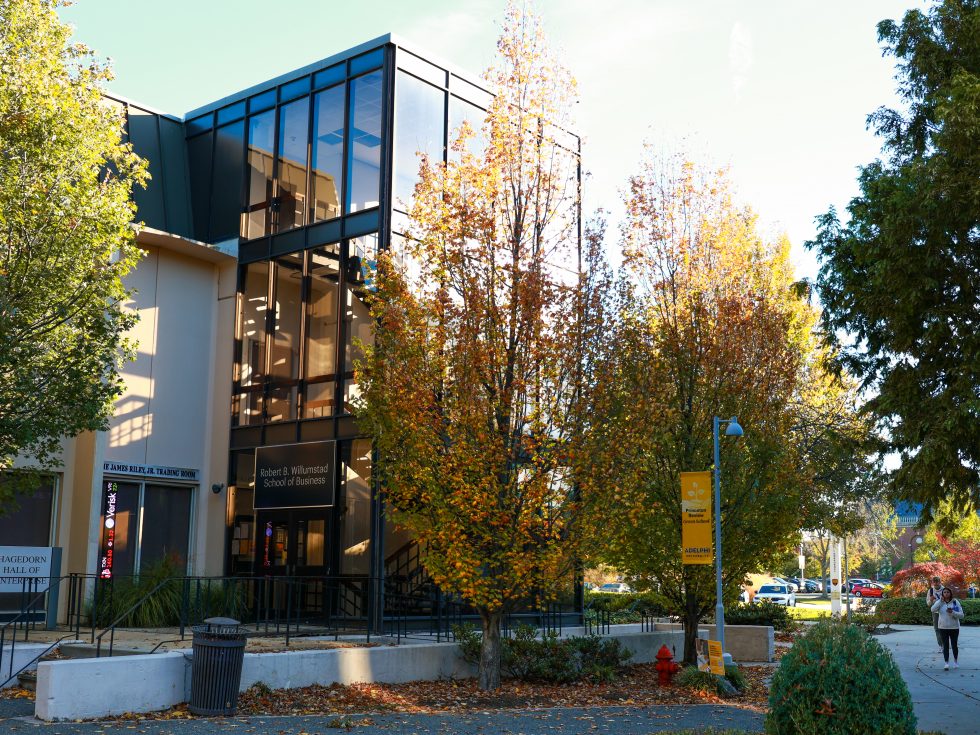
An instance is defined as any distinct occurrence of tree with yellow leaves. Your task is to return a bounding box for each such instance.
[356,4,603,690]
[587,152,869,663]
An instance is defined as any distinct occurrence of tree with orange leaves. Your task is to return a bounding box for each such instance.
[356,4,603,690]
[585,152,863,663]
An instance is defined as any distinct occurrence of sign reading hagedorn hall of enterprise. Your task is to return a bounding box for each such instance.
[254,441,336,509]
[0,547,55,593]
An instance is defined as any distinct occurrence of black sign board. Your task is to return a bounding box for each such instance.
[254,441,336,509]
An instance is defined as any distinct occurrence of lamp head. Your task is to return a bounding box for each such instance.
[725,416,744,437]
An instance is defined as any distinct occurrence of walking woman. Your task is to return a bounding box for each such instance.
[931,587,965,670]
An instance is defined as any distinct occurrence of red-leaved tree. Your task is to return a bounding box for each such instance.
[890,562,964,598]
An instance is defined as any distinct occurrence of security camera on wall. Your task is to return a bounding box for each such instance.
[211,483,225,495]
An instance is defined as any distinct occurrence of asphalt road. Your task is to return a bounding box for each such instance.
[0,703,764,734]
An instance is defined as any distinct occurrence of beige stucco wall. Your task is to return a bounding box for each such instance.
[55,236,235,578]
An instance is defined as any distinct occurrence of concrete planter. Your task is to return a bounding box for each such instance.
[35,626,691,721]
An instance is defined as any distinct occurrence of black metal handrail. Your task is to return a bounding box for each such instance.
[0,573,98,687]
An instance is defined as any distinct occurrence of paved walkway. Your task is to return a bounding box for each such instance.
[876,624,980,734]
[0,703,764,734]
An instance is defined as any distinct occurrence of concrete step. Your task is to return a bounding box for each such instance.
[59,643,163,659]
[16,669,36,691]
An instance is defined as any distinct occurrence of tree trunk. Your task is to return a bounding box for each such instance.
[682,592,700,665]
[478,610,503,690]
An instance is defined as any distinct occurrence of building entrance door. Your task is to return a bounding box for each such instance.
[254,510,330,577]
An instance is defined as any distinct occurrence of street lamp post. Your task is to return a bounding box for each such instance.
[908,535,923,568]
[713,415,743,655]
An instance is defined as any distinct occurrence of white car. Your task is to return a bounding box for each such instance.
[772,577,799,593]
[754,584,796,606]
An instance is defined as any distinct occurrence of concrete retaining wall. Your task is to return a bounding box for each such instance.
[653,623,774,662]
[239,640,475,691]
[0,643,56,688]
[36,652,189,721]
[35,628,690,721]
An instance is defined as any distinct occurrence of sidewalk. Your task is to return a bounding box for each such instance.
[0,702,764,734]
[877,624,980,734]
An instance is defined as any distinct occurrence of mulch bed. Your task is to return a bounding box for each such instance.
[4,661,773,721]
[109,663,766,721]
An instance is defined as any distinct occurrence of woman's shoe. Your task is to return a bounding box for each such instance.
[944,663,950,670]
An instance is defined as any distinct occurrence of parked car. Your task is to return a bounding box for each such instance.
[597,582,631,594]
[755,584,796,606]
[773,577,799,593]
[851,582,885,598]
[800,579,822,593]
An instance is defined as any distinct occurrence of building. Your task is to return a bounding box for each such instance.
[4,34,581,629]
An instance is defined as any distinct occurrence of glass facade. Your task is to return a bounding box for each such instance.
[178,39,581,625]
[98,480,193,576]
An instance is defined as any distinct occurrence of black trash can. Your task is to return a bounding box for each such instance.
[189,617,247,716]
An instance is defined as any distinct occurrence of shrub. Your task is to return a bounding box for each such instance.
[88,556,185,627]
[889,562,964,598]
[585,591,670,616]
[724,664,747,692]
[724,601,795,631]
[453,623,632,683]
[766,620,916,735]
[875,596,980,625]
[675,665,737,697]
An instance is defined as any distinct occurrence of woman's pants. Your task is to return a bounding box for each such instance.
[940,628,960,662]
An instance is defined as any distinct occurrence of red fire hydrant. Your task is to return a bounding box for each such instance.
[655,644,680,685]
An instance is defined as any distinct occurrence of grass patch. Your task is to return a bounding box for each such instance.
[787,606,832,621]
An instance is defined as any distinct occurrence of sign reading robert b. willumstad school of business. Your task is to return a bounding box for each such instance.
[254,441,336,509]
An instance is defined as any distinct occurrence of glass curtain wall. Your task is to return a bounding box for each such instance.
[232,239,373,426]
[185,49,385,245]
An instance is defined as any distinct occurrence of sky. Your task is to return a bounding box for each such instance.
[60,0,920,281]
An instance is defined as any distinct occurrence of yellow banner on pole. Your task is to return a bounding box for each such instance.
[681,471,712,565]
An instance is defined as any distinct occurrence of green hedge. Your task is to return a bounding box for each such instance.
[876,597,980,625]
[584,591,670,617]
[724,601,795,631]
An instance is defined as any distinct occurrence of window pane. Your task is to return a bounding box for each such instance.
[306,243,340,379]
[343,240,375,412]
[395,71,445,209]
[449,96,487,162]
[341,439,371,574]
[0,476,52,546]
[346,72,383,213]
[233,390,264,426]
[238,262,269,386]
[246,110,276,239]
[271,253,303,380]
[216,101,246,125]
[277,97,309,233]
[266,384,297,423]
[100,481,139,579]
[304,380,336,418]
[187,132,213,241]
[141,485,192,572]
[311,85,344,223]
[210,121,246,241]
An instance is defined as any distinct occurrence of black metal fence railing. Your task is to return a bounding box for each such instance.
[90,575,381,657]
[0,572,587,666]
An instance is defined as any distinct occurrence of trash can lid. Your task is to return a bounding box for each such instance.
[204,616,240,627]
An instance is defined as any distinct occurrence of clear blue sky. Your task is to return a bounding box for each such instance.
[61,0,918,280]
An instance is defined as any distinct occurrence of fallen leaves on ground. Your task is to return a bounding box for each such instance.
[231,662,769,718]
[0,687,34,700]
